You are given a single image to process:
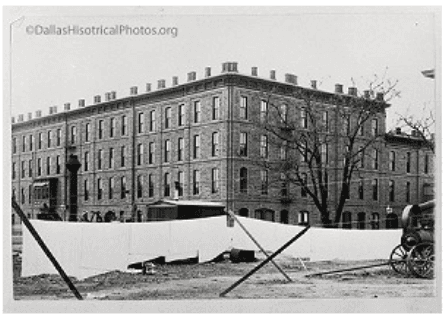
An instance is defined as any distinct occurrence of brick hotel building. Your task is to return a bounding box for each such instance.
[11,62,434,228]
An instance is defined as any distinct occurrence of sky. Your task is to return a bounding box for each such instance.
[7,7,438,131]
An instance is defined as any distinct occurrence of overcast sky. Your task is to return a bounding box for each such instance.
[7,7,438,131]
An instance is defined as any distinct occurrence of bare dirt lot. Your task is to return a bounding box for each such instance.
[12,253,436,300]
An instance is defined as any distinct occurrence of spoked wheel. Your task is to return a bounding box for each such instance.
[407,242,434,279]
[389,244,409,275]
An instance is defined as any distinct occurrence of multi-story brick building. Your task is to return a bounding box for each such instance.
[11,62,434,228]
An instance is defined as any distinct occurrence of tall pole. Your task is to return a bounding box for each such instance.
[66,154,81,221]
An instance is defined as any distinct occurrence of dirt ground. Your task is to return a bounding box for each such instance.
[11,252,436,301]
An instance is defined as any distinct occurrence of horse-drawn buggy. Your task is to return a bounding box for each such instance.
[389,199,435,278]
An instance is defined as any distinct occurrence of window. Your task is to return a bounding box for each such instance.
[84,151,89,171]
[84,179,89,201]
[137,144,143,166]
[193,135,200,159]
[212,168,219,194]
[239,132,248,156]
[46,156,51,175]
[110,118,115,137]
[98,120,104,139]
[109,177,114,199]
[70,126,77,144]
[280,173,288,197]
[22,136,26,152]
[29,185,32,204]
[21,188,25,204]
[358,179,364,200]
[240,96,248,119]
[122,115,128,136]
[177,171,184,197]
[343,115,351,135]
[148,174,154,197]
[193,101,201,123]
[149,142,154,164]
[164,108,171,129]
[358,146,365,168]
[389,151,396,171]
[260,135,268,158]
[109,148,114,169]
[47,131,51,148]
[28,160,32,177]
[372,178,378,201]
[29,134,34,151]
[281,141,287,160]
[56,129,61,146]
[178,104,185,126]
[178,138,184,161]
[164,173,170,197]
[12,188,16,201]
[424,154,429,174]
[120,176,126,199]
[371,213,380,229]
[98,149,103,169]
[164,140,171,162]
[371,118,378,136]
[406,181,411,203]
[359,120,365,136]
[212,132,219,157]
[21,160,25,178]
[193,170,200,195]
[342,212,352,229]
[280,104,287,123]
[300,108,308,129]
[299,140,308,162]
[12,162,16,179]
[357,212,366,230]
[301,173,307,197]
[121,146,126,167]
[389,180,395,202]
[260,100,267,122]
[212,97,220,120]
[240,167,248,193]
[372,149,379,170]
[38,133,43,149]
[137,175,143,198]
[260,170,268,195]
[37,158,42,176]
[138,112,144,133]
[406,152,411,173]
[322,111,329,132]
[85,123,90,142]
[321,143,328,164]
[298,211,309,226]
[97,178,103,200]
[149,111,155,132]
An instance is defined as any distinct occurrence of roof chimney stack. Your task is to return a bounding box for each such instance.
[187,71,197,82]
[27,112,32,120]
[79,99,85,107]
[35,110,42,118]
[285,73,298,85]
[49,106,57,115]
[11,116,15,124]
[130,86,138,95]
[270,70,276,80]
[205,67,211,78]
[376,92,384,101]
[105,92,111,101]
[111,91,116,100]
[157,80,166,89]
[363,90,371,99]
[94,95,101,104]
[348,87,357,96]
[251,67,258,77]
[18,114,24,122]
[172,76,179,86]
[311,80,317,89]
[64,103,71,111]
[395,127,401,135]
[221,62,238,73]
[335,84,343,94]
[146,83,152,92]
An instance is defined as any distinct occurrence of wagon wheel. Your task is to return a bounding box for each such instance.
[389,244,409,275]
[407,242,434,279]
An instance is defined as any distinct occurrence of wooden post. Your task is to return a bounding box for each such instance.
[11,198,83,300]
[220,225,310,297]
[228,211,292,282]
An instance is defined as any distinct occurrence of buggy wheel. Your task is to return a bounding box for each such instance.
[389,244,409,275]
[407,242,434,279]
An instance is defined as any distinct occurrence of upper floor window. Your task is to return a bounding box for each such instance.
[372,148,379,170]
[85,123,90,142]
[22,136,26,152]
[280,104,287,123]
[12,137,17,154]
[193,135,200,159]
[84,151,89,171]
[240,96,248,119]
[300,108,308,129]
[193,101,201,123]
[56,155,61,174]
[47,131,52,148]
[260,135,268,158]
[138,112,145,133]
[98,149,103,169]
[389,151,396,171]
[260,100,268,122]
[212,168,219,194]
[164,139,171,163]
[389,180,395,202]
[280,140,287,161]
[137,144,143,166]
[29,134,34,151]
[164,108,171,129]
[212,132,219,157]
[178,104,185,126]
[424,154,429,174]
[70,126,76,144]
[110,118,115,137]
[149,110,155,132]
[178,138,184,161]
[406,152,411,173]
[120,146,126,167]
[372,178,378,201]
[322,111,329,132]
[38,133,43,149]
[109,148,114,169]
[212,97,220,120]
[121,115,128,136]
[321,143,328,164]
[240,167,248,194]
[260,170,268,195]
[56,129,61,146]
[98,120,104,139]
[358,179,364,200]
[239,132,248,157]
[371,118,378,136]
[149,142,155,164]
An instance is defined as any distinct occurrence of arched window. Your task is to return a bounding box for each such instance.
[386,213,399,229]
[280,210,289,224]
[240,167,248,193]
[370,212,380,229]
[342,211,352,229]
[255,208,274,222]
[357,212,366,230]
[238,208,249,217]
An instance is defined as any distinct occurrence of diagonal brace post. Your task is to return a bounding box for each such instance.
[11,198,83,300]
[228,211,292,282]
[220,225,310,297]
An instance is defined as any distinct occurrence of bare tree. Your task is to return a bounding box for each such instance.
[253,77,399,227]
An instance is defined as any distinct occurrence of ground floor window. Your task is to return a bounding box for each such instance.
[298,211,309,226]
[238,208,249,217]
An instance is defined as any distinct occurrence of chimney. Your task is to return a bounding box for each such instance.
[395,127,401,135]
[221,62,238,73]
[251,67,258,77]
[205,67,211,78]
[18,114,24,122]
[79,99,85,107]
[27,112,32,120]
[94,95,101,104]
[130,86,138,95]
[11,116,15,123]
[49,106,57,114]
[172,76,179,86]
[187,72,197,82]
[157,79,166,89]
[311,80,317,89]
[285,73,298,85]
[105,92,111,101]
[270,70,276,80]
[146,83,152,92]
[363,90,371,99]
[348,87,357,96]
[335,84,343,94]
[411,130,418,137]
[64,103,71,111]
[111,91,116,100]
[35,110,42,118]
[376,92,384,101]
